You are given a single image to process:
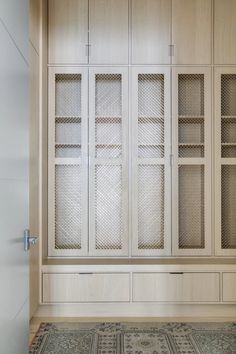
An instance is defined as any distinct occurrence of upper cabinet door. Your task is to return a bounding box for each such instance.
[214,0,236,64]
[89,0,129,64]
[172,0,212,65]
[48,0,88,64]
[131,0,171,64]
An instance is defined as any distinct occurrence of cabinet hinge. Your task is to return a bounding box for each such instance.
[86,44,91,57]
[168,44,174,57]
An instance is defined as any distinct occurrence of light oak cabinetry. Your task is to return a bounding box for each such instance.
[43,273,130,302]
[172,0,212,65]
[172,67,212,256]
[131,67,171,256]
[214,0,236,64]
[48,0,88,64]
[215,67,236,256]
[89,0,129,64]
[133,272,220,302]
[131,0,171,64]
[89,67,129,256]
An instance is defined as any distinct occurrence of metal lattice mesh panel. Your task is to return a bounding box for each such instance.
[55,145,81,158]
[55,165,81,249]
[178,74,204,117]
[178,75,205,158]
[221,74,236,116]
[55,118,81,145]
[221,165,236,249]
[95,117,122,158]
[138,165,164,249]
[95,75,122,158]
[179,165,205,249]
[55,74,81,117]
[178,120,204,143]
[138,74,164,158]
[95,165,123,250]
[222,146,236,158]
[95,74,122,117]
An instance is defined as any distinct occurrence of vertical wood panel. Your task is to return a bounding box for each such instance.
[89,0,129,64]
[48,0,88,64]
[172,0,212,64]
[131,0,171,64]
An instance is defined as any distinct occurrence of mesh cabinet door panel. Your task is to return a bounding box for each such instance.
[221,166,236,249]
[48,68,88,256]
[89,69,128,256]
[173,68,211,256]
[178,165,205,249]
[132,68,171,256]
[55,165,82,249]
[138,165,164,250]
[95,165,123,250]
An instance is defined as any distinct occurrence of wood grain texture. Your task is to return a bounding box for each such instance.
[172,0,212,64]
[214,0,236,64]
[48,0,88,64]
[43,273,130,302]
[133,273,220,302]
[131,0,171,64]
[89,0,128,64]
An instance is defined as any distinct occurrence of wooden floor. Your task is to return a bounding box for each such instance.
[29,316,236,343]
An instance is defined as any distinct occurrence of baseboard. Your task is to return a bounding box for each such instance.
[35,303,236,318]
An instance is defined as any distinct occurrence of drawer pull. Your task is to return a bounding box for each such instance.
[169,272,184,275]
[78,273,93,275]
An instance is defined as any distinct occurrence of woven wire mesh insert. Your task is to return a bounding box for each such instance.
[138,74,164,158]
[178,74,204,117]
[95,164,123,250]
[95,117,122,158]
[55,165,82,249]
[55,117,81,145]
[221,165,236,249]
[95,74,122,118]
[138,165,164,250]
[221,74,236,117]
[178,165,205,249]
[55,74,81,117]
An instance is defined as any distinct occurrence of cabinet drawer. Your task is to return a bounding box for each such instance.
[223,273,236,302]
[43,273,130,303]
[133,273,220,302]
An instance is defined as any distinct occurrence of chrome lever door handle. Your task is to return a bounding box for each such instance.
[24,229,38,251]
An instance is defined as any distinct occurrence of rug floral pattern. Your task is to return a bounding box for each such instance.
[29,322,236,354]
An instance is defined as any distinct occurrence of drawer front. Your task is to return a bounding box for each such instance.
[43,273,130,303]
[133,273,220,302]
[223,273,236,302]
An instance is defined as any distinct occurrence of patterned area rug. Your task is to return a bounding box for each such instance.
[30,322,236,354]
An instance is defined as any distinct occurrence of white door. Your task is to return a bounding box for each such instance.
[0,1,30,353]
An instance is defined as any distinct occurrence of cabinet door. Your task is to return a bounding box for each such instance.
[89,68,129,256]
[131,0,171,64]
[48,67,88,256]
[172,67,211,256]
[172,0,212,64]
[215,68,236,256]
[48,0,88,64]
[89,0,129,64]
[131,67,171,256]
[215,0,236,64]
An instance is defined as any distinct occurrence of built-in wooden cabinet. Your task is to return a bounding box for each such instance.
[89,67,129,256]
[48,0,89,64]
[48,67,88,256]
[215,68,236,256]
[131,0,171,64]
[89,0,129,64]
[172,0,212,65]
[214,0,236,64]
[131,67,171,256]
[172,67,212,256]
